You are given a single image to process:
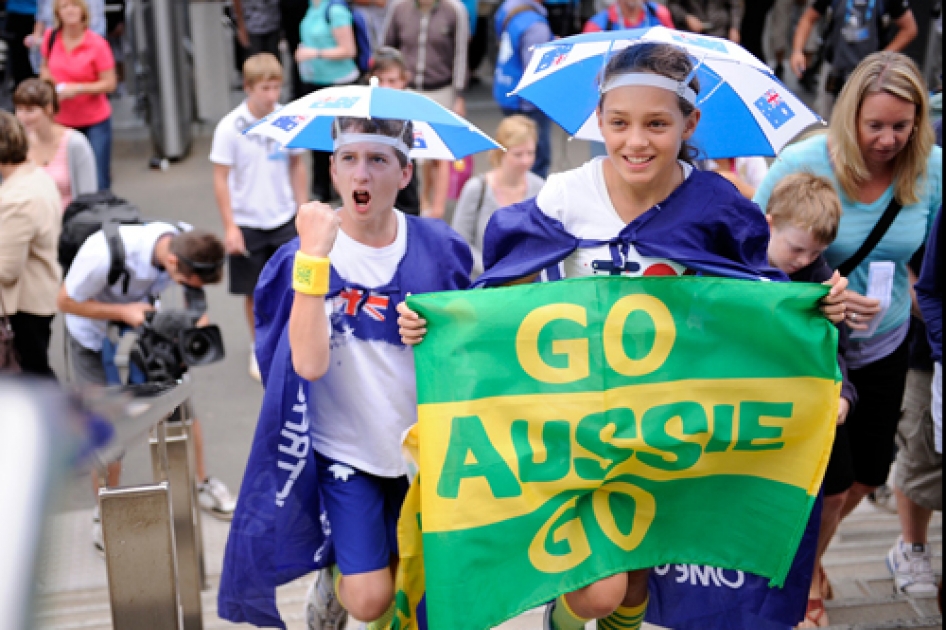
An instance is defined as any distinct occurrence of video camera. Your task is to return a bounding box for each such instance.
[129,286,225,383]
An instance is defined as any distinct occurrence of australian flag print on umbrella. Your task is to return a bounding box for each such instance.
[510,27,822,159]
[245,81,500,160]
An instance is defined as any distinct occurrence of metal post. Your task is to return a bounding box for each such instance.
[89,383,194,630]
[150,407,204,630]
[100,482,183,630]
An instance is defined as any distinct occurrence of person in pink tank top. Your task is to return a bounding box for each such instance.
[39,0,115,190]
[14,78,98,212]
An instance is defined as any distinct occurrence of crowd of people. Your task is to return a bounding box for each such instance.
[0,0,942,629]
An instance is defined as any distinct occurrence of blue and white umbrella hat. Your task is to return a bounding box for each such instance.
[245,82,501,160]
[512,27,823,159]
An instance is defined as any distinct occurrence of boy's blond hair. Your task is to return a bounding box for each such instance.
[243,53,283,88]
[766,172,842,245]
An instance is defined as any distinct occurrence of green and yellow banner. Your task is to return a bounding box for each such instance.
[406,276,840,630]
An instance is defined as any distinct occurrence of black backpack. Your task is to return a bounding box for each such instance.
[59,191,143,294]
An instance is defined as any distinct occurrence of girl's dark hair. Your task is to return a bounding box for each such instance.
[13,78,59,114]
[332,117,414,167]
[597,42,702,163]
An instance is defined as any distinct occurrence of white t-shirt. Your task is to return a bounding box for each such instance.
[209,101,302,230]
[536,157,692,279]
[64,223,177,351]
[310,210,417,477]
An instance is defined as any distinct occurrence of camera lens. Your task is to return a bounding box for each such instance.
[179,325,225,366]
[186,333,210,359]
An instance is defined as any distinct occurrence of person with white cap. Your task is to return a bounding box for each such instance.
[289,115,472,630]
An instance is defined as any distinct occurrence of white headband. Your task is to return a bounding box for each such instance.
[600,72,698,105]
[333,132,412,158]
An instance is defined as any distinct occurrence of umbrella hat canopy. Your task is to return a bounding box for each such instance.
[245,81,501,160]
[512,27,822,159]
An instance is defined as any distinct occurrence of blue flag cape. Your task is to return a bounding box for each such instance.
[473,169,816,629]
[218,216,471,628]
[474,169,788,287]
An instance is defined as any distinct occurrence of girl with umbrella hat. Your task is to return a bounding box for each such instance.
[398,41,848,630]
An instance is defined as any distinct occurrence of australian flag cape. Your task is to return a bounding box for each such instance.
[474,168,788,287]
[218,215,472,629]
[474,168,817,629]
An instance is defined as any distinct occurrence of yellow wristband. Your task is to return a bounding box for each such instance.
[293,252,331,296]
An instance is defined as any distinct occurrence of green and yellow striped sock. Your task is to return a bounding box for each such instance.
[550,594,590,630]
[598,597,648,630]
[365,601,395,630]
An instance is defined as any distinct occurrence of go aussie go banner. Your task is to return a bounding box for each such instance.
[406,276,840,630]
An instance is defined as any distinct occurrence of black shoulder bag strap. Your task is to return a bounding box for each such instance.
[102,220,131,294]
[46,28,60,58]
[837,196,903,277]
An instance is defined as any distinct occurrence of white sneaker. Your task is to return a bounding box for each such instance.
[198,476,236,520]
[249,348,261,382]
[91,506,105,553]
[305,568,348,630]
[887,536,938,595]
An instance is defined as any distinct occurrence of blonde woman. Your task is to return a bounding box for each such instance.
[14,78,97,211]
[451,115,545,276]
[39,0,116,190]
[754,52,942,627]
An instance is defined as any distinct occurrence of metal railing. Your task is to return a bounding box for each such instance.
[87,377,207,630]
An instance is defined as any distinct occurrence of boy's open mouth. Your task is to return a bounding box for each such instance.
[353,190,371,207]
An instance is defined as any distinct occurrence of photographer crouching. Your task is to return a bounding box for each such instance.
[56,223,236,551]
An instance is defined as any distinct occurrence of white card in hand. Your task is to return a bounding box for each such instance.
[850,261,895,339]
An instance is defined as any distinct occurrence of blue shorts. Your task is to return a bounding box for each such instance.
[315,451,410,576]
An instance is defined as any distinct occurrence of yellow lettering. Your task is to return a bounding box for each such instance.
[592,482,656,551]
[516,304,589,384]
[603,295,675,377]
[528,496,592,573]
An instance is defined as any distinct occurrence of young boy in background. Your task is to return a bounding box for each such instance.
[367,46,421,216]
[763,171,857,628]
[210,53,308,380]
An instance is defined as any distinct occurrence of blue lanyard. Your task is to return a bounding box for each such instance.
[845,0,875,21]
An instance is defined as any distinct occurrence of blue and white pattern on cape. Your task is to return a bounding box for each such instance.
[475,169,788,287]
[218,216,472,628]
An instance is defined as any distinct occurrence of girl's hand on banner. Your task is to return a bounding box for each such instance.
[397,299,427,346]
[296,202,340,258]
[819,271,847,324]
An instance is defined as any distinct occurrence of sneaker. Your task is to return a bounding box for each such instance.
[887,536,938,595]
[305,567,348,630]
[868,483,898,514]
[249,348,261,382]
[198,476,236,520]
[91,506,105,553]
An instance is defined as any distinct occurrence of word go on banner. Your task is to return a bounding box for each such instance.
[407,276,840,630]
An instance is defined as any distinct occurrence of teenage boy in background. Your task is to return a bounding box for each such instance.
[211,52,308,381]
